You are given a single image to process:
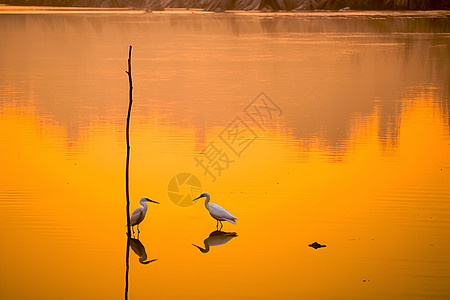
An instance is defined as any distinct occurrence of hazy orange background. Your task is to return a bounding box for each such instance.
[0,10,449,300]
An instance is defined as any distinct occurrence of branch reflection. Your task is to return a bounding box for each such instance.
[125,235,130,300]
[192,230,238,253]
[125,236,158,300]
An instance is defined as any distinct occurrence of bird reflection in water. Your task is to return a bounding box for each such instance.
[130,237,158,264]
[125,236,157,299]
[192,230,238,253]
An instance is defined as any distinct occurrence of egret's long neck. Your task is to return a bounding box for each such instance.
[204,195,210,210]
[140,201,149,213]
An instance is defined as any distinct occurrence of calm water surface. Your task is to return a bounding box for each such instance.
[0,8,449,300]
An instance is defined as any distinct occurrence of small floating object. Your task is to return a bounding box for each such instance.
[308,242,326,249]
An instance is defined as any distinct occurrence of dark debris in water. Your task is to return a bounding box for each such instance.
[308,242,326,249]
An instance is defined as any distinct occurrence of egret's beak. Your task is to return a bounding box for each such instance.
[193,195,203,202]
[146,198,159,204]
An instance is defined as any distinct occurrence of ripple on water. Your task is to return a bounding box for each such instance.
[0,188,78,240]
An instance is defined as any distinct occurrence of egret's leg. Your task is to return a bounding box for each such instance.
[219,221,223,230]
[132,226,135,236]
[216,220,219,230]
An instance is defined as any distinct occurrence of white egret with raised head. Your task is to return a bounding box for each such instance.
[130,197,159,234]
[193,192,237,230]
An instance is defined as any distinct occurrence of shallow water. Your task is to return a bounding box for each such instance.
[0,8,449,300]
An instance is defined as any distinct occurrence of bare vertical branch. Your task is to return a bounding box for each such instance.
[125,45,133,237]
[124,45,133,300]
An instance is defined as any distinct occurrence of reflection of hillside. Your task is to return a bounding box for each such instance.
[2,0,448,10]
[0,14,448,157]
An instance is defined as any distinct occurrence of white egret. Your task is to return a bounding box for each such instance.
[193,192,237,230]
[192,230,238,253]
[130,197,159,234]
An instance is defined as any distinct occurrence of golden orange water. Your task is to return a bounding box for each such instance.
[0,9,449,299]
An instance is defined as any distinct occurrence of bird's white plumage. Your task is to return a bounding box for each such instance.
[195,192,237,227]
[129,197,159,232]
[130,206,145,226]
[208,203,237,224]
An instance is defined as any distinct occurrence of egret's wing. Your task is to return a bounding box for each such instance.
[130,207,144,226]
[208,203,237,221]
[225,219,237,225]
